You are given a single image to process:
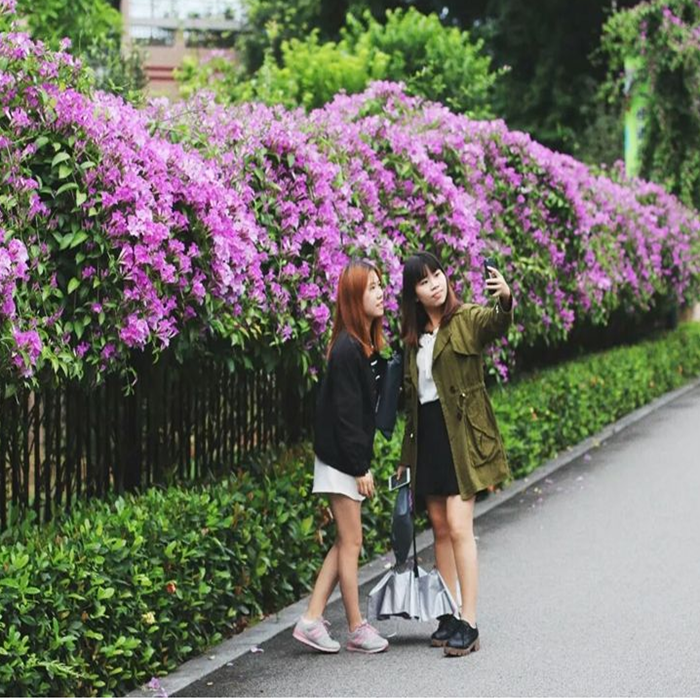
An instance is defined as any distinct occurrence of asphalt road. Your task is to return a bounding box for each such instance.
[179,384,700,697]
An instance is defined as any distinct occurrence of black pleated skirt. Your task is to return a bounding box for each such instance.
[415,399,460,498]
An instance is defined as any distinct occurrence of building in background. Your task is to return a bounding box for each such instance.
[120,0,245,98]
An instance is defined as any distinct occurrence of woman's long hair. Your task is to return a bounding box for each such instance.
[401,251,462,348]
[328,260,385,359]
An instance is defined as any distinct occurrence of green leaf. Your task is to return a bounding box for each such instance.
[97,587,115,601]
[70,231,89,248]
[67,278,81,294]
[13,553,29,569]
[52,152,71,167]
[76,191,87,207]
[58,164,72,180]
[56,182,78,195]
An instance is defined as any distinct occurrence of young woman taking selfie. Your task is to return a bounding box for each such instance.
[397,250,513,657]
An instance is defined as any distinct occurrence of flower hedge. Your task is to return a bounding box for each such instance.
[1,6,699,388]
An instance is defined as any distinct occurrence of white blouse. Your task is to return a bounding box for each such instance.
[417,328,440,404]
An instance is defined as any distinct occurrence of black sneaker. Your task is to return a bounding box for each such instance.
[430,614,460,647]
[444,619,480,657]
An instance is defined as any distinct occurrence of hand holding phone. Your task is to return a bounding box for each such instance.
[483,257,497,280]
[389,467,410,491]
[483,258,512,308]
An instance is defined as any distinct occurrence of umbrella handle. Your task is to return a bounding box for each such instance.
[411,488,419,577]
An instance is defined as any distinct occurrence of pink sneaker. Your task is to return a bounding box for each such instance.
[292,616,340,653]
[346,621,389,654]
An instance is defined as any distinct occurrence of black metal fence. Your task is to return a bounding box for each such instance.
[0,353,315,532]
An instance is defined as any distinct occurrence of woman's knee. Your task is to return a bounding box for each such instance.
[427,499,449,539]
[448,524,474,545]
[330,496,363,549]
[446,496,474,541]
[337,530,363,551]
[446,513,474,543]
[432,517,451,541]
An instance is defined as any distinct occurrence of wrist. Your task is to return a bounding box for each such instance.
[499,292,513,312]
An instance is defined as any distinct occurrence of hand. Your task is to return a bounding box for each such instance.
[485,267,512,307]
[356,471,375,498]
[395,465,407,482]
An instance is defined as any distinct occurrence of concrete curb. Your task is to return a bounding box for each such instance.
[127,376,700,698]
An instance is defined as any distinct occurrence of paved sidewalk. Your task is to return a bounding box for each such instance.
[175,382,700,697]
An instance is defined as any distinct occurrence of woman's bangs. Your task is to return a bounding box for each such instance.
[405,253,439,287]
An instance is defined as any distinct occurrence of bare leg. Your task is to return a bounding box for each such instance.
[446,494,478,626]
[305,543,339,620]
[427,495,459,605]
[329,494,364,631]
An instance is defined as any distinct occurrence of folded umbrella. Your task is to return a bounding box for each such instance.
[367,485,459,622]
[390,480,412,566]
[367,563,458,622]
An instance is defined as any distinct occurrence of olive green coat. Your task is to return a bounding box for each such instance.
[400,301,513,501]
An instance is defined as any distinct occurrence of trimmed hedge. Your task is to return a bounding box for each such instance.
[492,322,700,477]
[0,443,404,697]
[1,322,700,696]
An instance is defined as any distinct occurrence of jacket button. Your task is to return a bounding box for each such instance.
[410,432,415,440]
[456,412,463,421]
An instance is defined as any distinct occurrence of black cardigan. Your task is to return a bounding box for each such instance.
[314,330,379,477]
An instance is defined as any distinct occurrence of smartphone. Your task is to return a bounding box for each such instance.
[388,468,410,491]
[483,257,497,280]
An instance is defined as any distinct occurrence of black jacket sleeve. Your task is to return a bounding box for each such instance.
[329,340,371,476]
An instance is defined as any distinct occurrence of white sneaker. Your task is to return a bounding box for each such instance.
[346,621,389,654]
[292,616,340,653]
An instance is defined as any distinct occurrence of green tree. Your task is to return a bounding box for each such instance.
[600,0,700,208]
[473,0,639,156]
[234,0,481,74]
[177,28,390,108]
[16,0,121,51]
[344,9,501,117]
[177,8,501,118]
[15,0,146,101]
[234,0,324,73]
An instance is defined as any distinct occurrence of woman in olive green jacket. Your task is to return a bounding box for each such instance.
[396,251,513,658]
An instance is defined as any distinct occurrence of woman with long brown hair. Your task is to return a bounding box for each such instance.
[292,260,390,654]
[397,250,513,657]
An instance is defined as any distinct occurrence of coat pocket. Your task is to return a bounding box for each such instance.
[451,332,481,357]
[463,392,499,467]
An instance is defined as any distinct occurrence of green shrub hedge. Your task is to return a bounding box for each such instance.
[0,442,406,697]
[1,322,699,696]
[492,322,700,478]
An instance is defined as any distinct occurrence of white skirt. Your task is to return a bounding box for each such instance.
[313,456,365,502]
